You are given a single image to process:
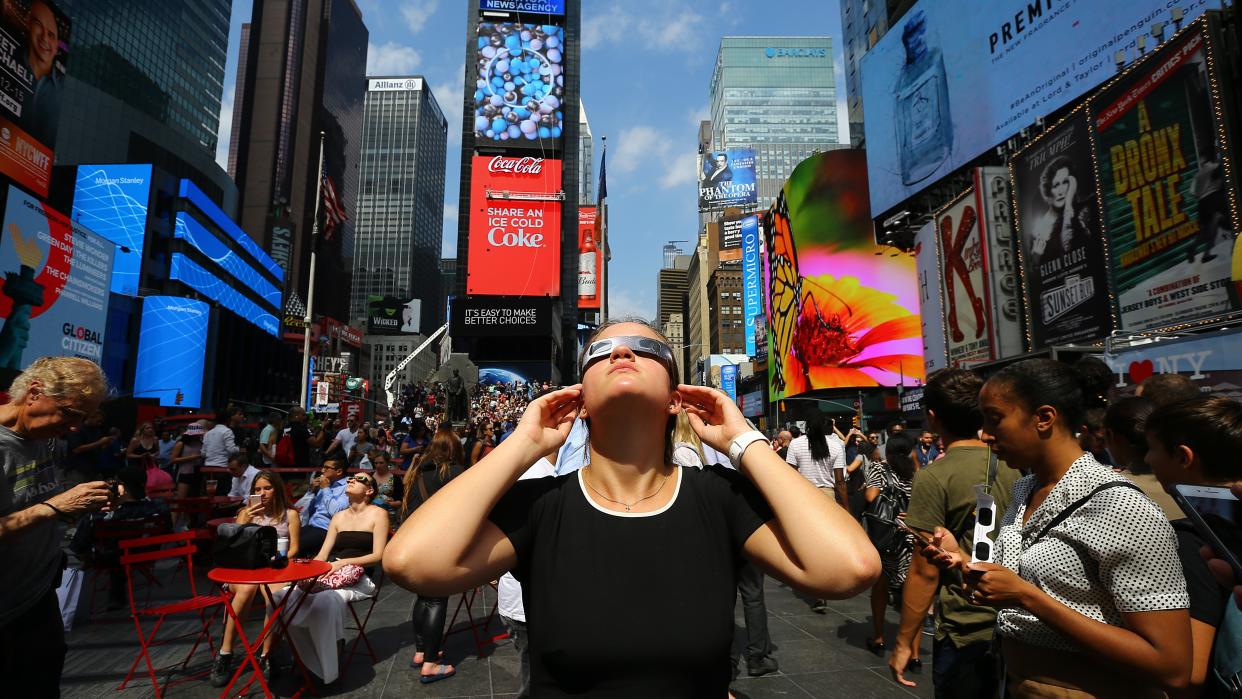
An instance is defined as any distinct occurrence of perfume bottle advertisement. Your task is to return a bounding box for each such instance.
[860,0,1212,217]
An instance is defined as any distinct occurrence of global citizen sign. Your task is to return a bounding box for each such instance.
[467,156,562,296]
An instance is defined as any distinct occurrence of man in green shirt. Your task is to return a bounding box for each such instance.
[889,369,1020,696]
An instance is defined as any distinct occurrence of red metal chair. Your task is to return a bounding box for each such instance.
[82,514,169,618]
[343,566,386,665]
[116,531,227,698]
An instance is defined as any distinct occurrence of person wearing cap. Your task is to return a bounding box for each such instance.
[170,421,207,516]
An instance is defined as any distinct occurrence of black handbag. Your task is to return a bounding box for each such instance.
[212,523,278,569]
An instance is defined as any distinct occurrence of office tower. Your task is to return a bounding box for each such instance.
[839,0,915,147]
[709,267,744,355]
[657,254,691,379]
[578,101,593,202]
[351,77,448,333]
[54,0,237,210]
[227,23,252,179]
[232,0,368,324]
[709,36,843,209]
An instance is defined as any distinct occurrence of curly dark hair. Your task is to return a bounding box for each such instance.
[1038,155,1077,206]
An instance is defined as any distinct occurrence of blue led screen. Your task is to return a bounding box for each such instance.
[179,179,283,282]
[174,212,281,309]
[170,254,278,336]
[134,296,209,408]
[71,164,154,296]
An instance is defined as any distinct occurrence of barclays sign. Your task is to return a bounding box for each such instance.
[764,47,827,58]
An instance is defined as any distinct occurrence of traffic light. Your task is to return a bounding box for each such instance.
[851,415,860,428]
[175,390,184,406]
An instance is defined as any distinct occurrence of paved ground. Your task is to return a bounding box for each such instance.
[61,563,938,698]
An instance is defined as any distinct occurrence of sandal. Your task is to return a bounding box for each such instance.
[410,651,445,667]
[419,664,456,684]
[864,639,886,656]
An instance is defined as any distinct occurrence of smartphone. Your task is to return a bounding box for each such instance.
[864,513,934,548]
[247,494,263,508]
[1172,484,1242,580]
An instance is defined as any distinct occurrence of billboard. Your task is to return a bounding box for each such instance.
[71,164,153,297]
[0,185,112,387]
[765,150,924,401]
[699,149,757,211]
[741,214,761,357]
[367,296,420,335]
[473,21,565,150]
[1093,24,1237,332]
[451,295,556,337]
[718,213,746,262]
[467,155,562,296]
[976,167,1024,358]
[479,361,550,386]
[174,212,281,309]
[169,254,278,336]
[0,0,69,197]
[133,297,208,408]
[721,363,737,401]
[860,0,1211,217]
[1010,110,1113,348]
[936,188,992,367]
[480,0,564,14]
[577,205,600,310]
[912,221,947,375]
[1102,326,1242,399]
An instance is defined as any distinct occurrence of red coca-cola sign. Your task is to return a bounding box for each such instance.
[487,156,544,175]
[468,156,562,297]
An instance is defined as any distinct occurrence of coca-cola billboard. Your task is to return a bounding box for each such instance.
[467,155,562,296]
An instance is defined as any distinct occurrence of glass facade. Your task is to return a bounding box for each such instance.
[709,37,841,209]
[351,78,448,333]
[839,0,902,147]
[59,0,229,153]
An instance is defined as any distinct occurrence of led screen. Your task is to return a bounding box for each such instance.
[741,215,761,356]
[860,0,1211,217]
[71,164,153,296]
[169,253,278,337]
[473,21,564,150]
[765,150,924,400]
[179,179,283,281]
[134,296,208,408]
[480,0,563,13]
[175,213,281,309]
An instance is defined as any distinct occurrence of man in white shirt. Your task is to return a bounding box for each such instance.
[203,408,241,468]
[258,411,282,467]
[225,454,260,498]
[327,418,358,459]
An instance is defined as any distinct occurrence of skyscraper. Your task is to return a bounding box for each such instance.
[839,0,913,147]
[351,77,448,333]
[709,36,843,209]
[54,0,237,210]
[578,101,593,202]
[232,0,368,324]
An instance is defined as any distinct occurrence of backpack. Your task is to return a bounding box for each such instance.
[274,430,295,467]
[864,465,911,555]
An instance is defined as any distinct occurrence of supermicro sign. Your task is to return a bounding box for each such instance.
[467,156,562,296]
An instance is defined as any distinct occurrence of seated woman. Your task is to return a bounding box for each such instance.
[209,471,301,686]
[369,452,403,529]
[277,472,388,685]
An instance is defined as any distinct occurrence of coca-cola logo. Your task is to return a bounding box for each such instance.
[488,227,545,248]
[488,156,544,174]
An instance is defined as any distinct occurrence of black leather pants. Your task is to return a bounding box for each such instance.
[412,595,448,659]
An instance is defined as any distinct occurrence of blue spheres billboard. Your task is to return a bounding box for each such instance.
[473,21,565,150]
[860,0,1211,216]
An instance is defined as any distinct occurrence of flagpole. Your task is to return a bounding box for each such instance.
[598,137,607,322]
[299,132,326,409]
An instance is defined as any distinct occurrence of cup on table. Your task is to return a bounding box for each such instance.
[277,537,290,557]
[204,479,218,496]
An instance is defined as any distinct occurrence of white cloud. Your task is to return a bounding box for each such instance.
[611,124,698,195]
[367,41,422,75]
[400,0,440,35]
[607,288,655,321]
[215,86,234,171]
[431,61,465,146]
[582,5,631,50]
[583,1,709,56]
[612,126,669,173]
[659,154,698,189]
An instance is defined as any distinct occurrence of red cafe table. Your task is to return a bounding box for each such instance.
[208,560,331,698]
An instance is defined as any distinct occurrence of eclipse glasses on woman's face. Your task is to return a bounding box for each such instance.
[581,335,677,381]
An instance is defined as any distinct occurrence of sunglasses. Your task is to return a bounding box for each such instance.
[970,484,997,564]
[350,475,373,486]
[581,335,676,381]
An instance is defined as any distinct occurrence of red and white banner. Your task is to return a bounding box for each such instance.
[467,156,562,296]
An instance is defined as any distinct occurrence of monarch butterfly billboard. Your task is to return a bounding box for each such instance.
[764,150,925,401]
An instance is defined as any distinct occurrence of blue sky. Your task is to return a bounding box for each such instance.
[216,0,849,320]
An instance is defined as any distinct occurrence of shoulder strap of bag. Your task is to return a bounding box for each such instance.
[1030,481,1142,544]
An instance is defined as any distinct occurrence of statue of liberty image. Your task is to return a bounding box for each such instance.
[0,222,47,370]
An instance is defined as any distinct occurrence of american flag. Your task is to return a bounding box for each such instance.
[321,172,347,240]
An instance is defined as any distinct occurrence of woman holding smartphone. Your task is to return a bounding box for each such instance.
[925,359,1191,697]
[385,319,879,696]
[210,471,301,686]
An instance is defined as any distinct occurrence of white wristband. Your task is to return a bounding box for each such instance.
[728,430,769,469]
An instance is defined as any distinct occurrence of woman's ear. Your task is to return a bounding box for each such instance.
[667,388,683,416]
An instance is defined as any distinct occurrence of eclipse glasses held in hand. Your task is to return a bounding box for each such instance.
[581,335,677,383]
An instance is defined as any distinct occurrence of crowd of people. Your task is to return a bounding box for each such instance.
[3,327,1242,697]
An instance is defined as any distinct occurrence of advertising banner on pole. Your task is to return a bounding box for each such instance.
[935,188,992,367]
[976,167,1025,358]
[577,206,600,309]
[699,149,757,211]
[859,0,1212,217]
[473,21,565,151]
[912,221,947,375]
[765,150,924,401]
[0,185,113,387]
[1010,109,1113,348]
[1093,23,1238,332]
[467,155,562,296]
[741,214,761,357]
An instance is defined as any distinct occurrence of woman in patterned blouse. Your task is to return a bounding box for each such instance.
[925,358,1191,697]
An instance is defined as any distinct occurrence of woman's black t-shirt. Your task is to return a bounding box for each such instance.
[488,464,773,697]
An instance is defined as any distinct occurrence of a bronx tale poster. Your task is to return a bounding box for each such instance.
[935,188,992,367]
[1094,22,1238,331]
[1011,110,1113,349]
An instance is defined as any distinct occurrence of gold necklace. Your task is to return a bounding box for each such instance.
[583,468,670,513]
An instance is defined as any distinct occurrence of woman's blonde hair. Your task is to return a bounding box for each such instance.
[672,411,706,464]
[9,357,107,404]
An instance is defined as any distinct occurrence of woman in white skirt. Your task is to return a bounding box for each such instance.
[276,472,388,684]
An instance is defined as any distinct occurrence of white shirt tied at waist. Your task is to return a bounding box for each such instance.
[994,453,1189,652]
[784,434,845,488]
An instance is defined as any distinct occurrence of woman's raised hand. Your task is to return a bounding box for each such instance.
[511,385,582,455]
[678,383,752,454]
